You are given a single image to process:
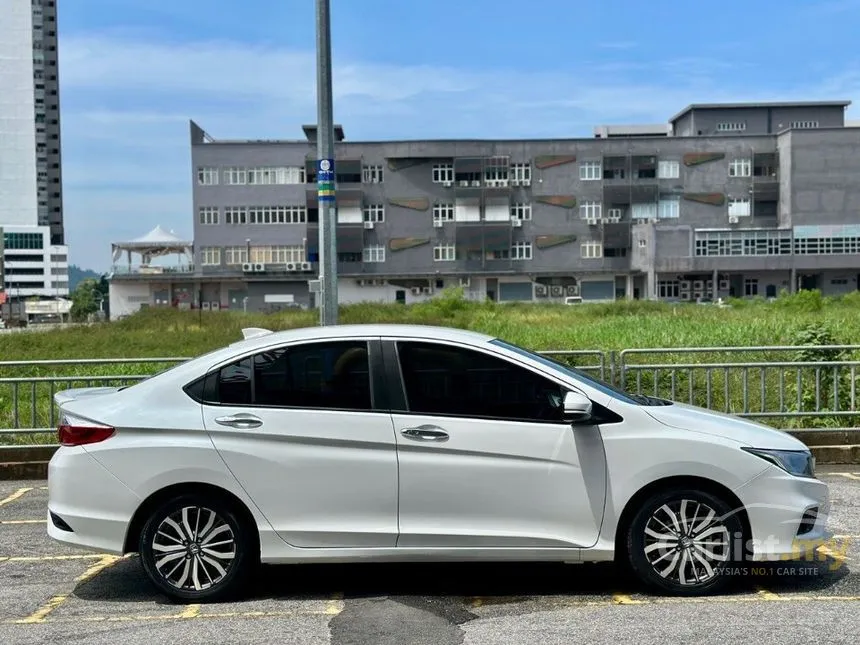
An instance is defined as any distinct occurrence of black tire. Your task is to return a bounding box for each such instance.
[625,487,745,596]
[139,492,257,603]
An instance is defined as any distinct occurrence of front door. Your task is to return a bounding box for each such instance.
[385,339,606,549]
[201,338,399,548]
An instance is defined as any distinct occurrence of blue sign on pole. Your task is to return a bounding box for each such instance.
[317,159,335,203]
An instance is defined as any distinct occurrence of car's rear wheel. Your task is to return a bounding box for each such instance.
[139,493,255,602]
[626,488,744,596]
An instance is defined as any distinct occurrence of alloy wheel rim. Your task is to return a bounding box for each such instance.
[152,506,236,591]
[643,499,731,586]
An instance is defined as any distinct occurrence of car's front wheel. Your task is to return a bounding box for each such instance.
[138,493,256,602]
[625,487,744,596]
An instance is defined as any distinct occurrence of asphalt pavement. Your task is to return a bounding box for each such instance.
[0,468,858,645]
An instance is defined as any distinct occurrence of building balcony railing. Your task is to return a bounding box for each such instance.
[110,264,194,276]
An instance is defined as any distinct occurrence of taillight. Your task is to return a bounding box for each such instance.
[58,424,115,446]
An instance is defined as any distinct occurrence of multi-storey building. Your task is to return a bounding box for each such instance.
[108,99,860,315]
[0,0,68,318]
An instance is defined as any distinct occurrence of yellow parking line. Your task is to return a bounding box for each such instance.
[833,473,860,481]
[326,592,345,615]
[0,554,110,563]
[756,587,781,600]
[612,593,646,605]
[0,487,33,508]
[10,555,121,624]
[0,519,46,525]
[179,604,201,618]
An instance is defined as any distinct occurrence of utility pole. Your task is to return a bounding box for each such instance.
[316,0,338,325]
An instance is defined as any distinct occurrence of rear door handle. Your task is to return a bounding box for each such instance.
[401,425,449,442]
[214,413,263,429]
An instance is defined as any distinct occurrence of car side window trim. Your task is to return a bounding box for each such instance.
[184,337,389,414]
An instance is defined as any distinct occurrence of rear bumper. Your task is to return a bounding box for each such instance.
[734,465,832,562]
[47,446,140,555]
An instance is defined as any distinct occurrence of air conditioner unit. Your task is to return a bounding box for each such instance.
[202,302,211,310]
[211,302,220,310]
[443,180,452,187]
[364,221,375,229]
[471,180,481,187]
[241,262,254,272]
[522,179,531,186]
[534,284,548,297]
[253,263,265,272]
[433,220,444,228]
[551,286,564,297]
[511,179,520,186]
[459,180,469,187]
[719,279,729,290]
[706,280,713,290]
[680,280,691,290]
[680,290,691,300]
[422,287,432,295]
[511,219,523,227]
[605,216,621,223]
[300,262,312,271]
[693,291,703,300]
[498,179,509,187]
[587,217,599,226]
[728,215,739,224]
[411,287,422,295]
[459,277,471,288]
[693,280,704,290]
[285,262,297,271]
[566,285,579,296]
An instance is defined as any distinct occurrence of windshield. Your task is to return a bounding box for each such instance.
[490,339,667,406]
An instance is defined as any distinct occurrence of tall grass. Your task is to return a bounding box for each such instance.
[2,288,860,442]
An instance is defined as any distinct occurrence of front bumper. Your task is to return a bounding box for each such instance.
[734,464,834,562]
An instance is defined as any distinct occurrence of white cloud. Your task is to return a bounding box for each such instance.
[56,34,860,269]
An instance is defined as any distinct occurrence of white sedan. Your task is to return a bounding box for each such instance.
[47,324,829,602]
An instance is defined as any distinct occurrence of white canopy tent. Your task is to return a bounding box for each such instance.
[110,225,193,268]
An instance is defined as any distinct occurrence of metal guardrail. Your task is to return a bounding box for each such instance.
[3,346,860,445]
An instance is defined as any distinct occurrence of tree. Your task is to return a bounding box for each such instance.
[70,278,103,321]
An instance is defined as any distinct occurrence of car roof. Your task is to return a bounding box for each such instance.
[232,323,496,351]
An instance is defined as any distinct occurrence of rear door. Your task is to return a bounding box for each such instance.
[198,337,400,548]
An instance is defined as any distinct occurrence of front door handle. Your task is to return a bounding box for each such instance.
[214,413,263,429]
[401,425,449,442]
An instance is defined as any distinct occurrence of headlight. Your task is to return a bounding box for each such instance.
[742,447,815,477]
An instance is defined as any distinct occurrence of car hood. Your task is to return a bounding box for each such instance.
[642,401,808,450]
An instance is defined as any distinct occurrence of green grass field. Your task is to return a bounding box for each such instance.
[2,288,860,441]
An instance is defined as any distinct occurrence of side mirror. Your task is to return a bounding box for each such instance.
[562,391,593,424]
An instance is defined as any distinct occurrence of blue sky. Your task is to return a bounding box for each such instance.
[58,0,860,271]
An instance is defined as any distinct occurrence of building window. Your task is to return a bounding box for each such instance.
[433,164,454,183]
[363,246,385,263]
[716,122,746,132]
[362,165,384,183]
[433,245,456,261]
[728,198,751,217]
[694,229,792,257]
[224,167,247,185]
[249,245,304,264]
[433,203,454,224]
[363,204,385,223]
[631,203,657,221]
[791,121,819,129]
[729,158,752,177]
[744,279,759,297]
[794,236,860,254]
[581,242,603,259]
[200,247,221,265]
[511,163,531,183]
[224,247,248,265]
[198,207,219,225]
[197,167,219,185]
[657,160,680,179]
[579,161,602,181]
[638,238,647,248]
[510,203,531,220]
[511,242,533,260]
[247,167,304,184]
[247,206,307,224]
[225,207,248,225]
[657,196,680,219]
[580,201,602,220]
[658,280,680,299]
[3,232,44,250]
